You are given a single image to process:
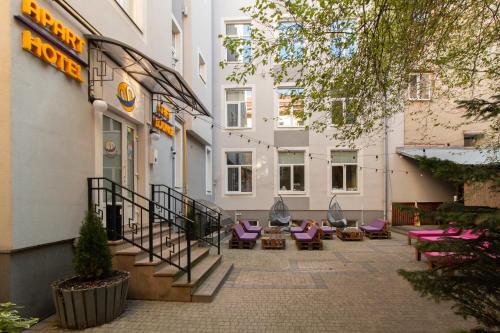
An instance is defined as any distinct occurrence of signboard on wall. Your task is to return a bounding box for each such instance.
[17,0,85,82]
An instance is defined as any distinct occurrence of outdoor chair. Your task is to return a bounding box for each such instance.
[415,229,481,261]
[294,224,323,250]
[359,219,391,239]
[407,223,461,245]
[290,220,311,239]
[229,224,258,249]
[240,220,262,236]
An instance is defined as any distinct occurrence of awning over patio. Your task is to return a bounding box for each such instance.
[86,34,210,116]
[397,147,500,165]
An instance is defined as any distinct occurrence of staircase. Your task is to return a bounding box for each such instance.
[87,178,233,302]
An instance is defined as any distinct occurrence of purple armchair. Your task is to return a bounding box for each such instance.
[240,220,262,236]
[359,219,391,239]
[290,220,311,239]
[229,224,258,249]
[294,225,323,250]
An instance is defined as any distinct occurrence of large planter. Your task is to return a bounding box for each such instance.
[51,270,130,329]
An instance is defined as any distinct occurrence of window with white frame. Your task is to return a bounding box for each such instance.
[225,89,253,129]
[198,53,207,83]
[172,18,182,73]
[278,151,305,193]
[226,152,252,193]
[278,22,304,60]
[408,73,431,100]
[331,150,358,192]
[330,19,356,57]
[115,0,143,29]
[331,98,356,125]
[225,22,251,63]
[205,147,213,194]
[277,88,304,127]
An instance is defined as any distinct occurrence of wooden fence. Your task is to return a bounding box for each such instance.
[391,202,443,226]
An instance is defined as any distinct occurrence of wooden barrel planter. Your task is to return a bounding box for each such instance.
[51,270,130,329]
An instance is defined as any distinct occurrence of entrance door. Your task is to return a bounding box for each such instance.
[103,115,137,194]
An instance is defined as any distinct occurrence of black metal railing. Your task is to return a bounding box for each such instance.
[87,177,196,282]
[151,184,221,255]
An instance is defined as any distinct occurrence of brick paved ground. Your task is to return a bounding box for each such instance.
[32,232,473,333]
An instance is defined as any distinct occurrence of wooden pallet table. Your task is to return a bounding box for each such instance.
[336,227,364,241]
[261,233,286,249]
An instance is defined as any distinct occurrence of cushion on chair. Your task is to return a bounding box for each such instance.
[360,225,380,233]
[321,226,334,234]
[307,225,318,238]
[294,233,313,241]
[370,219,386,230]
[242,220,262,232]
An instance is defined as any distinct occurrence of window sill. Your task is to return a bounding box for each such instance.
[225,192,254,196]
[331,190,360,195]
[224,127,253,131]
[278,191,307,196]
[275,126,306,130]
[408,98,431,102]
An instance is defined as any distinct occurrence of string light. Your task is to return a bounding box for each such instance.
[180,109,474,177]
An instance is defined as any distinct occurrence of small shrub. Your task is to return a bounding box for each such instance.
[73,211,112,280]
[0,302,38,332]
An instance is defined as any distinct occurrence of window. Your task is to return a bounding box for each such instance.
[278,151,305,193]
[409,73,431,100]
[225,89,253,129]
[226,152,252,193]
[330,19,356,57]
[277,88,304,127]
[464,133,484,147]
[331,151,358,192]
[172,17,182,73]
[278,22,304,60]
[198,53,206,83]
[206,147,213,194]
[331,98,356,125]
[225,22,251,63]
[114,0,143,30]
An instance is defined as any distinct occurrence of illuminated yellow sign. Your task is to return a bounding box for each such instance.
[20,0,84,82]
[22,0,85,53]
[153,104,174,137]
[116,82,136,112]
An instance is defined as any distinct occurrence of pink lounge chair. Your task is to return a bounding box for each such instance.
[415,229,481,260]
[423,251,474,268]
[407,225,461,245]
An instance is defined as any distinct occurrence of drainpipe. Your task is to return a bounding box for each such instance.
[383,116,389,220]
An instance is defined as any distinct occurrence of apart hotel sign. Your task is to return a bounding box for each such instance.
[17,0,85,82]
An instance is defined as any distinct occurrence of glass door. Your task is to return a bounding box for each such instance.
[103,115,137,194]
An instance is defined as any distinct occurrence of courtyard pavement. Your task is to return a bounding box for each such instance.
[32,232,473,333]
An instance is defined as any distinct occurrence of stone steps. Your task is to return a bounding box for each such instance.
[191,262,234,302]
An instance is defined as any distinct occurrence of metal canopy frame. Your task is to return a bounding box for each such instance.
[86,34,210,117]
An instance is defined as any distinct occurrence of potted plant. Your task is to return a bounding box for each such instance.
[51,211,130,329]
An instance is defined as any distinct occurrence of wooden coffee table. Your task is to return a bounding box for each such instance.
[336,227,364,241]
[261,233,286,249]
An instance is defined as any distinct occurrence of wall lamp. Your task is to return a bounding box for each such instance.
[92,99,108,114]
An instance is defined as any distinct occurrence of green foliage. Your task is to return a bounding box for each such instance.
[74,211,112,280]
[398,204,500,330]
[416,157,500,188]
[0,303,38,333]
[221,0,499,144]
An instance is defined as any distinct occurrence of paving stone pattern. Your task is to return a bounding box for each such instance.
[32,233,473,332]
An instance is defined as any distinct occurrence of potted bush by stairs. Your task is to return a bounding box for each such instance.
[51,211,130,329]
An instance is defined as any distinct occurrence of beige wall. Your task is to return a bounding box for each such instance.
[404,77,492,146]
[0,0,12,251]
[465,181,500,208]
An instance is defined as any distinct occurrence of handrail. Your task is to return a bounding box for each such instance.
[151,183,221,255]
[87,177,193,281]
[152,184,220,216]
